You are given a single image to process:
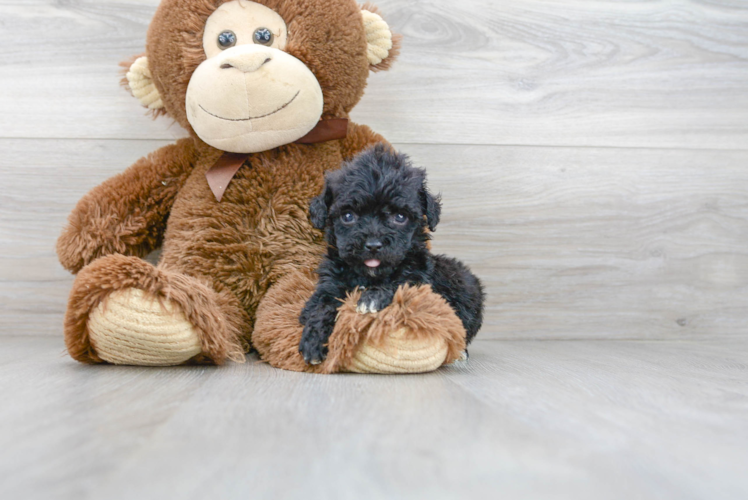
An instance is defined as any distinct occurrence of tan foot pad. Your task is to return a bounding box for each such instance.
[346,328,449,374]
[88,288,201,366]
[253,269,466,374]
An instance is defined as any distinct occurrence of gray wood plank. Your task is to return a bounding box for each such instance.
[2,139,747,339]
[1,1,747,148]
[0,138,168,336]
[420,144,748,339]
[1,336,746,499]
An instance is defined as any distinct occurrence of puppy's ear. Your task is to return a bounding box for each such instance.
[309,195,328,230]
[310,182,332,230]
[420,187,442,232]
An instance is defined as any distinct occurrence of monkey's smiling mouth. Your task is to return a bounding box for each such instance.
[199,90,300,122]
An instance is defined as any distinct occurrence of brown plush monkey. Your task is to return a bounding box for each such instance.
[57,0,466,373]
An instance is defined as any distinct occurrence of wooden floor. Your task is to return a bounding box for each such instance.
[1,336,747,500]
[1,0,748,498]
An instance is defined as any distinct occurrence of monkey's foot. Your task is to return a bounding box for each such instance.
[88,288,202,366]
[64,254,246,366]
[253,269,466,374]
[345,327,449,374]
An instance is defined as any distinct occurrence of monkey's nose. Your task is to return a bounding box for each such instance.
[220,52,272,73]
[365,239,383,252]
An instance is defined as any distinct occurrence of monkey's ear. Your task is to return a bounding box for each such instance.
[420,188,442,232]
[309,187,331,230]
[123,56,164,111]
[360,5,401,71]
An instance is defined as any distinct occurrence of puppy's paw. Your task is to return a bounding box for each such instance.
[299,325,329,365]
[357,289,394,315]
[299,336,327,365]
[356,301,379,314]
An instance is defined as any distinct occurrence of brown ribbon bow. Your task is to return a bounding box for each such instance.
[205,118,349,202]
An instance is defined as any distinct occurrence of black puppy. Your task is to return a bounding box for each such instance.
[298,145,485,365]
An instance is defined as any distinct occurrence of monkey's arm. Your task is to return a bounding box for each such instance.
[340,122,393,161]
[56,138,198,274]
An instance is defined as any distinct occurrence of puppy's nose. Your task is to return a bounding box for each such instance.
[365,239,383,252]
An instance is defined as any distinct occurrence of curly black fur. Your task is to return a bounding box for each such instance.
[298,144,485,365]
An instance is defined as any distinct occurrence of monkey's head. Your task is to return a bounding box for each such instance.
[125,0,399,153]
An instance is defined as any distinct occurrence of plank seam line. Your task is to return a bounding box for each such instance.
[2,137,748,153]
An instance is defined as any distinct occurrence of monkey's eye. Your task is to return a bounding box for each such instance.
[341,212,358,224]
[217,30,237,49]
[253,27,274,46]
[393,213,408,224]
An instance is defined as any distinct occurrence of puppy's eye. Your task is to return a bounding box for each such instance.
[341,212,357,224]
[217,30,237,49]
[253,27,274,46]
[393,213,408,224]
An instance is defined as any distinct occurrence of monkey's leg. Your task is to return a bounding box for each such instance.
[64,254,247,366]
[253,269,466,374]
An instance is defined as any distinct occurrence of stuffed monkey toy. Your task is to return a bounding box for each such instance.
[57,0,467,373]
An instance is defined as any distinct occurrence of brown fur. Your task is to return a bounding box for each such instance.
[359,2,402,72]
[65,254,246,364]
[58,0,462,370]
[56,138,200,274]
[325,284,466,371]
[254,269,466,373]
[145,0,379,132]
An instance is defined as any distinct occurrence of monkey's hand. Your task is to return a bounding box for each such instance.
[56,140,197,274]
[56,206,151,274]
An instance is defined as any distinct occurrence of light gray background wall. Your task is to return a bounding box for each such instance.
[1,0,747,339]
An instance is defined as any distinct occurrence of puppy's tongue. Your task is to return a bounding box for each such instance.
[364,259,381,268]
